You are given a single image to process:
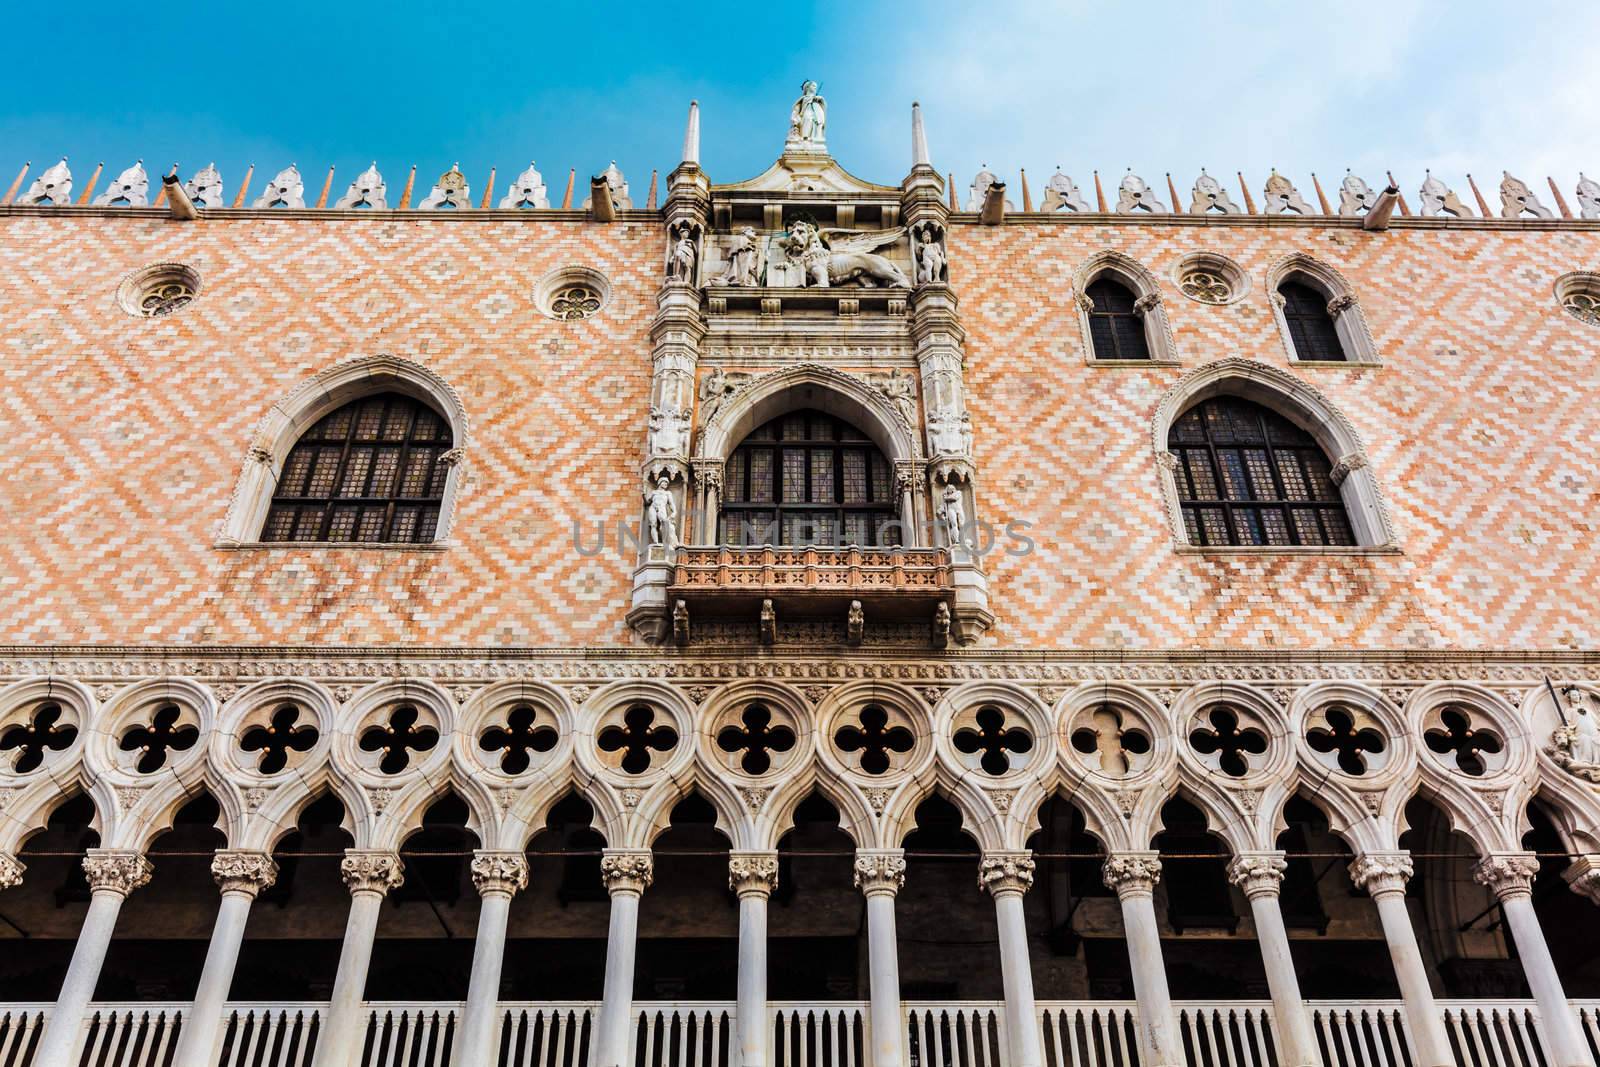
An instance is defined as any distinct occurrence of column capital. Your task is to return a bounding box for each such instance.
[978,849,1035,897]
[83,849,153,897]
[1348,850,1413,897]
[600,848,654,895]
[728,850,780,898]
[341,849,404,896]
[470,850,529,898]
[211,850,279,898]
[1472,852,1539,900]
[1227,850,1287,899]
[853,850,906,896]
[0,852,23,890]
[1563,855,1600,906]
[1102,851,1162,898]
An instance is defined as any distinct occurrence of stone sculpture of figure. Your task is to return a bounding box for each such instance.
[1339,173,1378,216]
[667,225,697,283]
[1041,170,1090,212]
[499,162,549,209]
[1501,172,1554,219]
[716,227,761,286]
[185,163,224,208]
[648,406,689,456]
[928,408,966,455]
[787,80,827,149]
[878,368,917,427]
[1263,171,1314,215]
[1189,171,1241,214]
[914,223,947,285]
[646,476,678,548]
[17,158,72,205]
[778,220,910,288]
[335,162,387,209]
[1569,700,1600,766]
[419,165,471,210]
[93,161,150,207]
[253,164,305,208]
[699,367,729,424]
[1419,171,1471,218]
[1116,172,1165,214]
[940,483,966,548]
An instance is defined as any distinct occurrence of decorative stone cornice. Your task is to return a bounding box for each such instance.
[1562,856,1600,906]
[600,849,654,895]
[978,850,1035,897]
[728,851,780,897]
[853,850,907,895]
[1348,851,1413,897]
[1102,851,1162,898]
[471,851,530,897]
[83,849,153,897]
[0,852,24,890]
[1226,851,1287,899]
[211,850,279,897]
[1471,852,1540,900]
[341,850,405,896]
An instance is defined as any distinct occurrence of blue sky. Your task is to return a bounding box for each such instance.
[3,1,1596,207]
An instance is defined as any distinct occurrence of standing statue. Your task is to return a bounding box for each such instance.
[699,367,728,424]
[716,226,761,286]
[646,476,679,548]
[914,223,947,285]
[940,483,966,548]
[667,225,697,283]
[787,80,827,149]
[778,221,910,288]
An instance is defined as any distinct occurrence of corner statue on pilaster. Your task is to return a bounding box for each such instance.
[645,475,679,548]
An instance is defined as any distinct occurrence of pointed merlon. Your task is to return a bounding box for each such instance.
[480,167,496,210]
[1237,172,1258,214]
[76,162,104,205]
[1165,173,1182,214]
[682,100,701,166]
[947,172,959,210]
[1466,173,1491,218]
[1094,170,1107,212]
[1,161,29,205]
[561,168,575,210]
[397,165,416,210]
[1389,172,1414,216]
[232,164,254,208]
[1311,172,1332,215]
[314,165,335,209]
[1548,176,1573,219]
[1019,168,1032,212]
[911,101,930,168]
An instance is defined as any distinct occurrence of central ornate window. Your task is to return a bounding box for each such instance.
[721,410,899,546]
[1168,397,1354,546]
[263,393,453,543]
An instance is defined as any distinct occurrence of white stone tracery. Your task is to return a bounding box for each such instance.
[1071,250,1179,365]
[1264,252,1381,365]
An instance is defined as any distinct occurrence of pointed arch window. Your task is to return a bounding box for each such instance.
[263,393,453,543]
[1168,397,1354,546]
[721,410,899,547]
[1279,281,1347,362]
[1086,278,1151,361]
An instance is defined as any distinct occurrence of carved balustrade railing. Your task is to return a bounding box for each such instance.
[671,546,950,596]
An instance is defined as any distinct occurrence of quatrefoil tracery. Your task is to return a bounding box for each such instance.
[1070,705,1152,778]
[1188,705,1268,778]
[716,703,796,776]
[119,703,200,774]
[239,703,320,775]
[0,702,78,774]
[953,705,1034,777]
[834,704,915,776]
[597,704,679,775]
[1306,706,1386,776]
[479,703,559,775]
[358,703,440,775]
[1424,707,1503,777]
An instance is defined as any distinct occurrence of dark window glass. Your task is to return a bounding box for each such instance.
[1167,397,1355,547]
[1280,281,1347,362]
[1085,278,1151,361]
[264,393,452,544]
[721,410,898,547]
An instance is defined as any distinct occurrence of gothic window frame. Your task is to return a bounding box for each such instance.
[1151,359,1397,552]
[1072,251,1179,367]
[1266,254,1381,366]
[1171,252,1250,307]
[217,355,469,549]
[1553,271,1600,330]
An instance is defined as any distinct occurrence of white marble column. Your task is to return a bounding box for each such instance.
[309,850,405,1067]
[854,851,907,1067]
[1102,853,1182,1067]
[595,850,653,1067]
[453,852,530,1067]
[730,852,779,1067]
[1473,853,1590,1067]
[1348,852,1452,1067]
[34,849,152,1067]
[979,851,1043,1067]
[173,851,279,1067]
[1227,852,1318,1067]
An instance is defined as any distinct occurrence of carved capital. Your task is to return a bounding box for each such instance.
[1326,293,1357,317]
[1472,852,1539,900]
[1132,291,1162,317]
[438,447,466,469]
[211,850,279,898]
[728,851,780,897]
[247,441,274,465]
[853,850,907,896]
[1226,851,1287,899]
[1102,851,1162,897]
[1328,452,1368,486]
[600,849,654,895]
[83,850,153,897]
[978,850,1035,896]
[0,853,24,890]
[341,850,405,896]
[1155,450,1180,472]
[1563,856,1600,906]
[693,459,725,494]
[1348,851,1413,897]
[471,851,530,897]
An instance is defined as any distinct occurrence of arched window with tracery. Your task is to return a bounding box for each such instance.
[721,409,899,547]
[1279,281,1347,362]
[263,392,453,543]
[1168,396,1354,546]
[1086,278,1151,361]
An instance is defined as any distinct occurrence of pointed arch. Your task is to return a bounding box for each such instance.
[694,362,920,466]
[1072,250,1179,365]
[1265,252,1380,365]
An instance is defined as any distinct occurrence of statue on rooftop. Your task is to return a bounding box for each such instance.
[787,80,827,150]
[777,220,910,288]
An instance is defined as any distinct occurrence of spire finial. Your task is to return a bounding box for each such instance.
[911,101,930,168]
[682,100,701,165]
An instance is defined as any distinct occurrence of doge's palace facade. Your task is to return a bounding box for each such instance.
[2,87,1600,1067]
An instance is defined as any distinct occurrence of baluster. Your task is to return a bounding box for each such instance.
[0,1012,24,1067]
[257,1009,284,1067]
[380,1010,402,1067]
[642,1009,658,1067]
[150,1010,181,1067]
[1065,1008,1086,1067]
[81,1010,114,1067]
[958,1010,976,1067]
[292,1010,319,1067]
[522,1009,542,1067]
[221,1010,248,1067]
[1506,1005,1539,1067]
[1376,1007,1404,1067]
